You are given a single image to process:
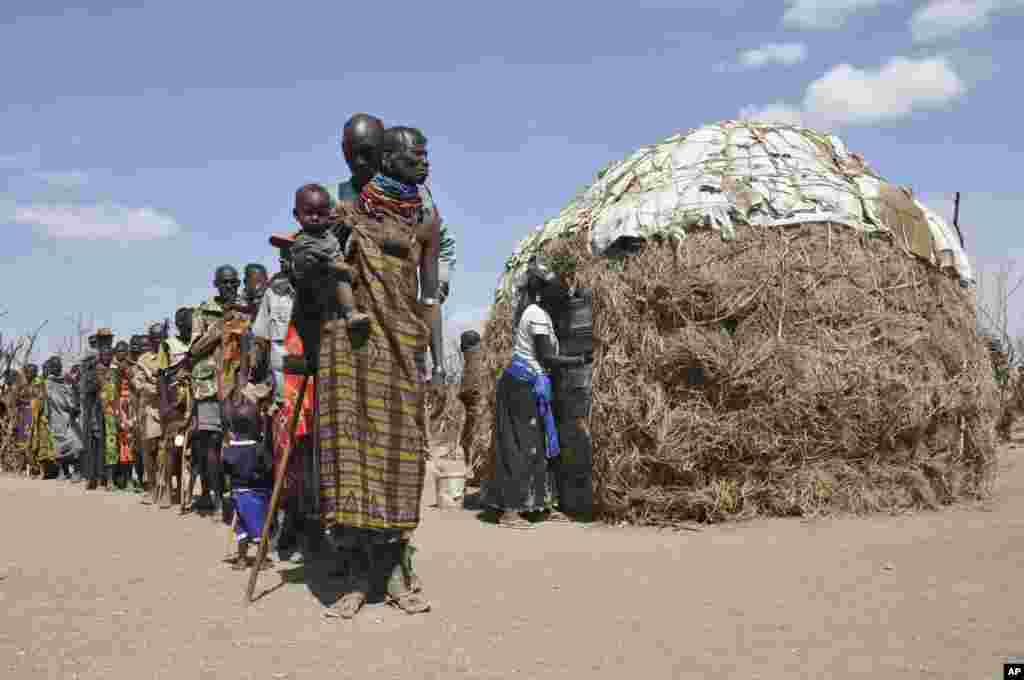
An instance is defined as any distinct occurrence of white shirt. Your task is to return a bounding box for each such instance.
[251,280,293,345]
[513,303,558,375]
[251,278,294,400]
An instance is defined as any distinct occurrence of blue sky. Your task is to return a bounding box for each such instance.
[2,0,1023,362]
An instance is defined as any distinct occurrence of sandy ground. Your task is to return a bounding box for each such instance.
[2,441,1023,680]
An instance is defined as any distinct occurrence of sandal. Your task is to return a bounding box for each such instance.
[388,590,431,615]
[330,590,367,619]
[545,510,571,523]
[497,513,533,530]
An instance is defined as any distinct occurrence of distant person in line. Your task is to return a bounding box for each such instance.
[133,324,165,504]
[52,362,84,481]
[187,264,241,517]
[482,256,588,529]
[458,330,483,470]
[157,307,194,508]
[30,359,57,479]
[112,341,138,491]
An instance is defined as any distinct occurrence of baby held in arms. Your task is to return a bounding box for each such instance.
[289,183,369,332]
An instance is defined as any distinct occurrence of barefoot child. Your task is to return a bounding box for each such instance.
[221,394,274,570]
[289,183,369,332]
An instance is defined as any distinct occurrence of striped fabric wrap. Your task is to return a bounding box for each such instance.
[317,206,429,531]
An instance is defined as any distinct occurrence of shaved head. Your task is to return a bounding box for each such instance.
[342,113,385,189]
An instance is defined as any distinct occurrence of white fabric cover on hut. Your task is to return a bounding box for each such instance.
[496,120,972,301]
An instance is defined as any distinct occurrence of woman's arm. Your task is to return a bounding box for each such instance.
[419,216,444,384]
[533,334,584,370]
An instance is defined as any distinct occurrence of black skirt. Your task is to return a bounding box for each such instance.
[482,371,555,513]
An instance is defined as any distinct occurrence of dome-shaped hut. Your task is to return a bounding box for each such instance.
[467,120,998,524]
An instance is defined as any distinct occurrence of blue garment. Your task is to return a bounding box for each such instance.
[504,356,559,459]
[222,441,272,490]
[232,488,270,542]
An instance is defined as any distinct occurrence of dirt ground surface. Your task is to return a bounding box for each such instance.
[2,441,1023,680]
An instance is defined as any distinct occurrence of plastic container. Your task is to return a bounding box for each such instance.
[553,362,594,419]
[433,458,466,509]
[557,290,594,356]
[435,471,466,509]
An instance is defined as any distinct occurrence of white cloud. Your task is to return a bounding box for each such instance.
[738,56,965,130]
[738,102,808,126]
[805,56,964,124]
[737,43,808,69]
[782,0,894,29]
[7,202,183,240]
[910,0,1024,42]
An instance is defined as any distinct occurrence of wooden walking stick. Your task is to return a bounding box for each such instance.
[179,386,196,514]
[245,371,310,604]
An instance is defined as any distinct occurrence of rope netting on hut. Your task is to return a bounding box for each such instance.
[458,120,998,524]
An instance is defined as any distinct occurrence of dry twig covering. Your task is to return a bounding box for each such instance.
[459,224,996,524]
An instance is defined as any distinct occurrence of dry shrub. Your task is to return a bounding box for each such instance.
[426,383,463,446]
[996,368,1024,440]
[461,222,998,524]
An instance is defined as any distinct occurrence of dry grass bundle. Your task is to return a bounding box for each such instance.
[463,222,998,524]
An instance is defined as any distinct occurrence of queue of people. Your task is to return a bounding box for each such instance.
[0,113,455,618]
[0,112,594,618]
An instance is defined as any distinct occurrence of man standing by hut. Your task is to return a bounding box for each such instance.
[133,323,164,505]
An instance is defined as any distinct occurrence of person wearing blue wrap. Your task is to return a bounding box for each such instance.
[482,256,591,529]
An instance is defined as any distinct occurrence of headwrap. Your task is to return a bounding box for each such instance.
[460,330,482,353]
[360,173,423,223]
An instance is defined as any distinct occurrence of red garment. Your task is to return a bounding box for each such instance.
[272,323,314,497]
[117,372,134,464]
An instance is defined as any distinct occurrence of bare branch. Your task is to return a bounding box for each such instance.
[21,320,48,366]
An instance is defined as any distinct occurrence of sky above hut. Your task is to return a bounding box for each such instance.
[2,0,1023,360]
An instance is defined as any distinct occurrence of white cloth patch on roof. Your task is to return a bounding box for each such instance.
[497,120,973,300]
